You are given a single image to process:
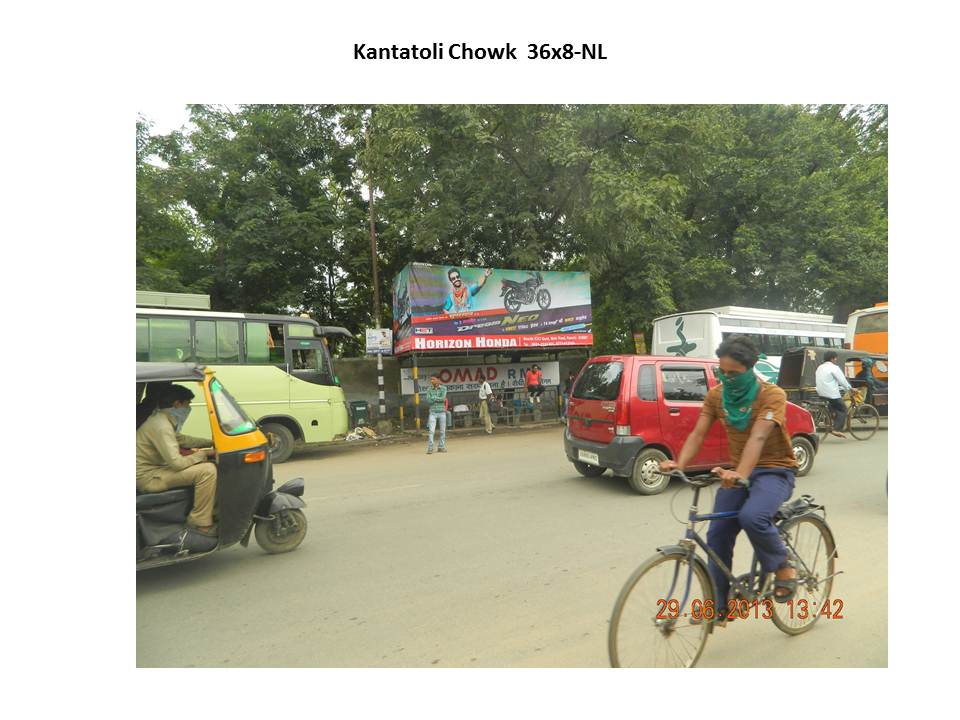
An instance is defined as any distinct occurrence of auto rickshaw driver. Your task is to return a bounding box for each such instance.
[135,384,219,536]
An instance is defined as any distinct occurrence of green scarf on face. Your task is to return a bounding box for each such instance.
[720,369,760,431]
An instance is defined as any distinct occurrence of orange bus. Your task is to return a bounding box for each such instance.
[845,302,887,354]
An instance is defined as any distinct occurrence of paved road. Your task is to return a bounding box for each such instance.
[137,425,887,667]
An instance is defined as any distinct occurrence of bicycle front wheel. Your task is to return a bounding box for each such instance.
[770,515,837,635]
[608,552,712,668]
[848,403,880,440]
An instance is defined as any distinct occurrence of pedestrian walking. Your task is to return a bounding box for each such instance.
[426,374,448,453]
[478,377,495,434]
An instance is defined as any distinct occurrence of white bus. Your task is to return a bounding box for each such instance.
[652,306,846,381]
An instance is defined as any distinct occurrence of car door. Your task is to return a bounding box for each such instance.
[703,362,732,466]
[657,363,722,467]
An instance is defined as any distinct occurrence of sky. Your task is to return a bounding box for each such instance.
[138,105,192,135]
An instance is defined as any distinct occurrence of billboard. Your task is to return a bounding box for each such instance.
[365,328,393,355]
[400,361,560,395]
[391,263,592,353]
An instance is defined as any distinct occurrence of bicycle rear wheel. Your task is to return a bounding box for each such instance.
[848,403,880,440]
[608,552,712,668]
[770,515,836,635]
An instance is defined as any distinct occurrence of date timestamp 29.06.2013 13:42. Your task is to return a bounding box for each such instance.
[657,598,845,621]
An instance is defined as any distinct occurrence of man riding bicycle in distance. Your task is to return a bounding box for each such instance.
[659,335,799,615]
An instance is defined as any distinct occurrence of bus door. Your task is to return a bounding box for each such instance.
[286,337,344,440]
[287,338,336,386]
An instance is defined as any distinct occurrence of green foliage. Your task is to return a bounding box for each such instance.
[137,104,887,355]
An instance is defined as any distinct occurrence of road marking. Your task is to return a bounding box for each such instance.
[307,483,424,502]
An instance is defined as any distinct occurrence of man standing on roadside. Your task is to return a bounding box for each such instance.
[426,374,448,454]
[478,377,495,434]
[815,351,852,438]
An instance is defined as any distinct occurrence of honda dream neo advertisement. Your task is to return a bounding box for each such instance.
[391,263,593,353]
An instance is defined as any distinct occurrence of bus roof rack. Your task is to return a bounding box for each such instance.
[136,291,211,310]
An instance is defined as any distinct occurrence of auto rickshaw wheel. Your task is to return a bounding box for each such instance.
[254,509,307,554]
[262,422,295,463]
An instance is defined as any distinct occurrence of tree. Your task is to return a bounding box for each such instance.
[137,104,887,355]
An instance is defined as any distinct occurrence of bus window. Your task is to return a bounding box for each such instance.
[245,322,285,364]
[245,322,270,363]
[148,318,190,361]
[292,347,319,371]
[856,313,887,334]
[136,319,149,361]
[268,324,285,362]
[196,320,240,363]
[217,321,240,362]
[761,334,784,355]
[287,323,314,338]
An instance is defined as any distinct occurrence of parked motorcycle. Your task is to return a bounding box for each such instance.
[500,271,552,313]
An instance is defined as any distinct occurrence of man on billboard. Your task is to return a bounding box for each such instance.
[443,267,492,314]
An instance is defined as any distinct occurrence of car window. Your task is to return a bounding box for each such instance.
[572,361,624,401]
[637,364,657,401]
[661,367,708,402]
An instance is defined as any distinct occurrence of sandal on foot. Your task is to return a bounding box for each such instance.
[773,564,798,603]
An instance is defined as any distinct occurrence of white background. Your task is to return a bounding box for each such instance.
[2,0,951,717]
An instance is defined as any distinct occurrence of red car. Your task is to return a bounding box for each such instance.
[563,355,818,494]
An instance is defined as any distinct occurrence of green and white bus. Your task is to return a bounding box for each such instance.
[136,300,352,462]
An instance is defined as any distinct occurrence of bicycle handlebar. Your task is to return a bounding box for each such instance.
[666,469,749,489]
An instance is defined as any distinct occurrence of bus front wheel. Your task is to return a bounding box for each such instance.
[262,422,295,463]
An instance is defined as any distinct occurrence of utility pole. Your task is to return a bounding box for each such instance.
[366,112,381,329]
[366,110,386,421]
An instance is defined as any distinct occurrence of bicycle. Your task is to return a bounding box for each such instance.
[805,388,880,441]
[608,470,840,668]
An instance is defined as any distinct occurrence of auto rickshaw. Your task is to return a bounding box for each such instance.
[136,362,308,570]
[776,346,888,416]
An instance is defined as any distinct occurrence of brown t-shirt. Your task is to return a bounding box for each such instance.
[700,381,797,469]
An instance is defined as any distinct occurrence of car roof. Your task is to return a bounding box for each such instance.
[585,354,716,363]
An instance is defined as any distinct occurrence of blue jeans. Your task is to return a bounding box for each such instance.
[705,468,795,605]
[427,410,446,451]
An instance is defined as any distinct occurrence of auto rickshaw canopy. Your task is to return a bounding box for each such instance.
[777,346,887,392]
[136,362,208,384]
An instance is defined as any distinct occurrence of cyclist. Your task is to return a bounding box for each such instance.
[659,335,798,612]
[816,351,852,438]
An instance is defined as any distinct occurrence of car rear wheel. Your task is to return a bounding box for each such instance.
[791,436,815,477]
[629,448,670,495]
[573,460,606,477]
